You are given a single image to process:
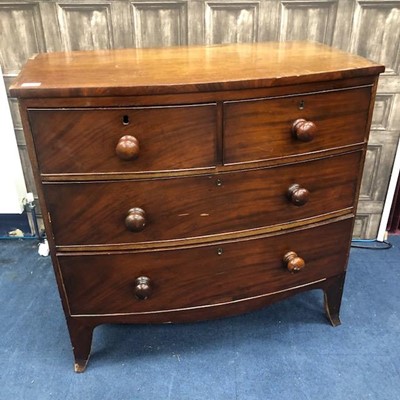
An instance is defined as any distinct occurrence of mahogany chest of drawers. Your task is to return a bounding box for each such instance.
[11,42,384,372]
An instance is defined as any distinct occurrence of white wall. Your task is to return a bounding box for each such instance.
[377,138,400,241]
[0,65,27,213]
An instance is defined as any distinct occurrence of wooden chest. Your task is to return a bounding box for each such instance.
[10,42,384,372]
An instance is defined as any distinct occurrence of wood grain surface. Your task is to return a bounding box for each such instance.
[224,86,371,164]
[28,104,217,173]
[10,42,384,98]
[59,218,353,316]
[43,151,362,246]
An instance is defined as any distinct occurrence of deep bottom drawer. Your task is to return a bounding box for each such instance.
[59,218,353,316]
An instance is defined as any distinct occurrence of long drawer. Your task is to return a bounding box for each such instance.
[28,104,217,174]
[59,218,353,315]
[44,151,361,247]
[224,86,371,164]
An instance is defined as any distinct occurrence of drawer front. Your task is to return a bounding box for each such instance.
[44,151,361,246]
[224,86,371,164]
[59,218,353,315]
[28,104,217,174]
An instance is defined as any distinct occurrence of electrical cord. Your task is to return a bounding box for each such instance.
[351,239,393,250]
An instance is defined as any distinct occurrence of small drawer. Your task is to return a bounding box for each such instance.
[28,104,217,174]
[43,151,361,247]
[59,218,353,315]
[223,86,371,164]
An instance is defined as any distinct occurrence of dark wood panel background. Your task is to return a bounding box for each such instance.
[1,0,399,238]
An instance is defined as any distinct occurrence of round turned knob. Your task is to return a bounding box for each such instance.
[125,207,146,232]
[134,276,152,300]
[292,119,317,142]
[287,183,310,206]
[283,251,305,273]
[115,135,139,160]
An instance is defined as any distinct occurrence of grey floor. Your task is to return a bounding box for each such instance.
[0,236,399,400]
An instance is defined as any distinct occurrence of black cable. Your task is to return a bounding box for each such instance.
[351,240,393,250]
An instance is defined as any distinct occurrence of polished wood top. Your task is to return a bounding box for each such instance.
[10,41,384,98]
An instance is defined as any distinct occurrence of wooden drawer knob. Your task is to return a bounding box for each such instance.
[292,119,317,142]
[125,207,146,232]
[287,183,310,206]
[283,251,305,273]
[134,276,152,300]
[116,135,139,160]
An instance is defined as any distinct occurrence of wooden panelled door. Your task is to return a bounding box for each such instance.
[1,0,399,238]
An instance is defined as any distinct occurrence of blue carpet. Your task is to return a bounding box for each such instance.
[0,237,399,399]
